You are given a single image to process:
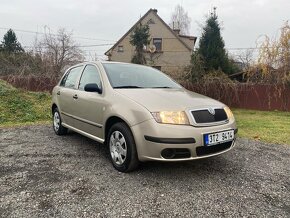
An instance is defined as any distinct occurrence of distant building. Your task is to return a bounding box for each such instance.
[105,9,197,78]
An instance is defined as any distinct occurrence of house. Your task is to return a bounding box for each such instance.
[105,9,197,78]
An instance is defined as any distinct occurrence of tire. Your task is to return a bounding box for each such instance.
[52,107,68,135]
[107,122,139,172]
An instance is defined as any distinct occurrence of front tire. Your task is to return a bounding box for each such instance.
[53,108,68,135]
[107,122,139,172]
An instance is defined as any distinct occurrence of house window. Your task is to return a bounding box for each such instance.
[153,38,162,51]
[117,45,124,52]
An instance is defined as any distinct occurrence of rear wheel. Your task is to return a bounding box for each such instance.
[53,108,68,135]
[107,122,139,172]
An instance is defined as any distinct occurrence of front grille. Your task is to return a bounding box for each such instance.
[196,141,232,156]
[191,108,227,124]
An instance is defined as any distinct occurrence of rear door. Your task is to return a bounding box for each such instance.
[72,64,106,139]
[56,65,83,127]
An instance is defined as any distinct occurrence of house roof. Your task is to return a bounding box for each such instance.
[178,34,197,41]
[105,8,196,56]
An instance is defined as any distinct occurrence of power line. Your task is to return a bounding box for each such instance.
[1,27,275,52]
[227,47,259,50]
[77,43,114,48]
[22,43,114,49]
[226,46,286,50]
[0,27,116,42]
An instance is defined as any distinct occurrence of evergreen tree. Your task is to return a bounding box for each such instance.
[196,10,233,74]
[0,29,24,53]
[130,23,150,65]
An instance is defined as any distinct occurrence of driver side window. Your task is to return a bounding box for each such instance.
[78,65,102,91]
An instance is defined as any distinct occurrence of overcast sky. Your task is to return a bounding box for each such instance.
[0,0,289,60]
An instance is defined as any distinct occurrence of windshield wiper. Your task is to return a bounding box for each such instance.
[114,85,143,89]
[151,86,172,88]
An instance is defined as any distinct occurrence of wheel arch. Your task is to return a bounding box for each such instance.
[104,116,131,144]
[51,103,57,114]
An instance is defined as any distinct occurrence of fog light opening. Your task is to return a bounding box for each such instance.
[161,149,176,159]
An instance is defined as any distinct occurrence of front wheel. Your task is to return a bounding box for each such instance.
[53,108,68,135]
[107,122,139,172]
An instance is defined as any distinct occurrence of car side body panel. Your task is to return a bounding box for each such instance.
[52,62,153,142]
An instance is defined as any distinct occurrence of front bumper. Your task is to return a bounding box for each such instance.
[131,118,237,162]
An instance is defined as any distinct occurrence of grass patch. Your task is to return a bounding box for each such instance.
[233,108,290,145]
[0,80,51,127]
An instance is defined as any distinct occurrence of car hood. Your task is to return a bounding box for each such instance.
[115,88,225,112]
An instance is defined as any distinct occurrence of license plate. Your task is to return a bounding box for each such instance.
[204,130,234,146]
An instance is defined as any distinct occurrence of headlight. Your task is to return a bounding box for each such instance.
[151,111,190,125]
[224,106,234,120]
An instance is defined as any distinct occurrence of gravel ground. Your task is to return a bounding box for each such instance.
[0,125,289,218]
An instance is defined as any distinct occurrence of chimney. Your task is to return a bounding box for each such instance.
[172,22,180,35]
[173,29,180,35]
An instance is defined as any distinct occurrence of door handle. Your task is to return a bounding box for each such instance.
[57,91,60,95]
[73,94,78,99]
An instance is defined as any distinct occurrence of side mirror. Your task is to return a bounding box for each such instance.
[84,83,102,94]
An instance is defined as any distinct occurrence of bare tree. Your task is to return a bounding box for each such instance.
[169,4,191,35]
[239,21,290,84]
[35,28,84,77]
[236,49,254,71]
[258,21,290,73]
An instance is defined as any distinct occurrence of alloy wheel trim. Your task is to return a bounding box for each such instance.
[53,112,60,132]
[109,130,127,165]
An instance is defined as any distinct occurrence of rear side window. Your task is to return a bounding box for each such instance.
[61,66,83,89]
[78,65,102,91]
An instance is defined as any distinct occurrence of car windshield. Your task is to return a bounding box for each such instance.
[102,63,182,89]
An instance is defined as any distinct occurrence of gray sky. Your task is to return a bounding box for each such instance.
[0,0,289,60]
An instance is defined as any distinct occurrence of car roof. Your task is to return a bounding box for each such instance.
[79,61,149,67]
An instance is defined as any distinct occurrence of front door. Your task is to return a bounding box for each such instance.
[73,64,106,140]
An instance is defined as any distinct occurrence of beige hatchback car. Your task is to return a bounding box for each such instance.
[52,61,237,172]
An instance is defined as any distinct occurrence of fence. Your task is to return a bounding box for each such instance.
[1,76,290,111]
[183,82,290,111]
